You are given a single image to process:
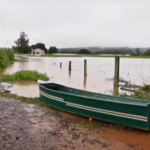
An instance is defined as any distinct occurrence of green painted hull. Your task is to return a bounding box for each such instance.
[38,81,150,130]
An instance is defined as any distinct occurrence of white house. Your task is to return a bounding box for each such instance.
[31,48,45,56]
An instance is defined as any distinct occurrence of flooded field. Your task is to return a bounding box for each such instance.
[1,57,150,150]
[1,57,150,97]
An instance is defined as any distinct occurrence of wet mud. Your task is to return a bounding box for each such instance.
[0,96,148,150]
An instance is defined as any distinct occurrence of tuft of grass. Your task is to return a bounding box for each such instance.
[67,129,80,140]
[46,107,56,114]
[121,91,150,100]
[0,70,49,82]
[78,120,104,128]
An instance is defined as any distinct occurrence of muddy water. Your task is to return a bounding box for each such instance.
[101,128,150,150]
[1,57,150,97]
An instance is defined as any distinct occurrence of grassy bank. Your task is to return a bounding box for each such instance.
[41,54,115,57]
[0,70,49,82]
[0,48,14,69]
[41,54,150,58]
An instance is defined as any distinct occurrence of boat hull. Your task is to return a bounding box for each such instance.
[38,81,150,130]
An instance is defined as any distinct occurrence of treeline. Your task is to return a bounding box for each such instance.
[58,47,149,55]
[12,32,58,54]
[12,32,150,55]
[0,48,14,68]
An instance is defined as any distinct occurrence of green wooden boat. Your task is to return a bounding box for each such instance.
[37,80,150,130]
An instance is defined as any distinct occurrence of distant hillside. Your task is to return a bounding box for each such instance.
[58,47,148,55]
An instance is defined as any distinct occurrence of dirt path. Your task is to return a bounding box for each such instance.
[0,96,147,150]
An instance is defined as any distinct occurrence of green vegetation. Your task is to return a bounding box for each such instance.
[121,92,150,100]
[77,49,91,54]
[0,92,41,104]
[140,85,150,92]
[0,70,49,82]
[48,46,58,54]
[41,54,114,57]
[67,129,80,139]
[13,32,31,54]
[41,54,150,58]
[78,120,103,128]
[0,48,14,69]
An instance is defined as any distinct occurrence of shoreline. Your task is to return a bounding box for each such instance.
[40,54,150,58]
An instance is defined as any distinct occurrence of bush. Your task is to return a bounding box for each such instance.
[0,48,14,69]
[48,46,58,54]
[5,49,14,61]
[0,70,49,82]
[77,49,91,54]
[0,49,9,68]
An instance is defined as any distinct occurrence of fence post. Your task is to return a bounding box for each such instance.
[84,59,87,76]
[60,62,62,68]
[84,76,87,89]
[114,56,120,88]
[69,61,71,71]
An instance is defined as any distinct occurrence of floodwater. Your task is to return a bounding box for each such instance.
[1,57,150,97]
[1,57,150,150]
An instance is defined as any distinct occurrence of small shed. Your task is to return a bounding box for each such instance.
[31,48,45,56]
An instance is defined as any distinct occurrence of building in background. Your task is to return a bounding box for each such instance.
[31,48,45,56]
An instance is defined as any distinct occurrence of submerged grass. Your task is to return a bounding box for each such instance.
[0,70,49,82]
[140,84,150,91]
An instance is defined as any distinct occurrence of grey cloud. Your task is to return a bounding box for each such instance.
[0,0,150,48]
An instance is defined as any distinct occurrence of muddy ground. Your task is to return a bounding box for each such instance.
[0,96,149,150]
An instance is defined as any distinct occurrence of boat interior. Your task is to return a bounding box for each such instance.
[40,83,150,106]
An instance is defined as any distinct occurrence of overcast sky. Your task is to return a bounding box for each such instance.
[0,0,150,48]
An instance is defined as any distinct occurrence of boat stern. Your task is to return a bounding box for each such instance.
[147,104,150,130]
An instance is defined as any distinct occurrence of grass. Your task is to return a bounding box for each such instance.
[67,129,80,139]
[0,70,49,82]
[121,91,150,100]
[0,92,42,104]
[140,85,150,91]
[41,54,150,58]
[0,49,14,69]
[41,54,112,57]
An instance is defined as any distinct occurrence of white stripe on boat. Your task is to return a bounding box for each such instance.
[40,90,147,122]
[40,91,64,102]
[66,102,147,122]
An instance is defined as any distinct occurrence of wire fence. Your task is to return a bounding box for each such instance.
[48,57,150,86]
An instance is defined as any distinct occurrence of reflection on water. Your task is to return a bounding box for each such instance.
[2,57,150,98]
[113,87,119,96]
[68,70,71,79]
[0,69,6,74]
[83,76,87,89]
[10,81,39,98]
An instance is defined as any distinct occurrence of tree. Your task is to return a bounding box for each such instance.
[14,32,29,53]
[14,32,29,47]
[135,48,140,55]
[18,44,31,54]
[31,43,47,53]
[144,48,150,55]
[77,49,91,54]
[48,46,58,54]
